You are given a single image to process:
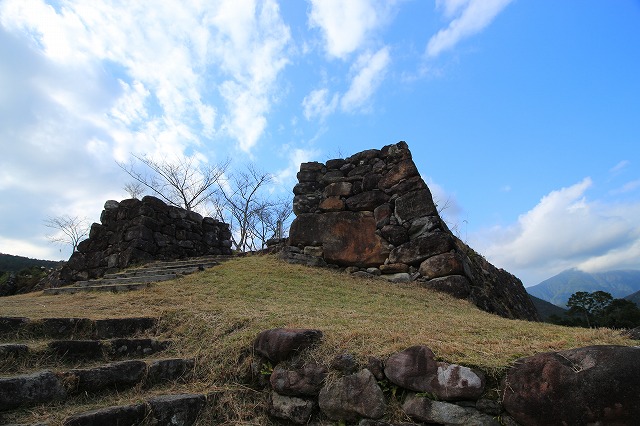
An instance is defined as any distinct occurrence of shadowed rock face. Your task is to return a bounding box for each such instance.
[58,196,232,283]
[502,345,640,426]
[285,141,539,321]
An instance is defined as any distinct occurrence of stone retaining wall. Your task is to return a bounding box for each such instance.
[60,196,232,282]
[283,142,538,321]
[253,328,640,425]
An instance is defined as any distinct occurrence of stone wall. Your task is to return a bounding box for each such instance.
[60,196,232,282]
[283,142,538,321]
[253,328,640,425]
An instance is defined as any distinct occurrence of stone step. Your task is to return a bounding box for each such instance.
[102,264,213,279]
[73,273,180,287]
[0,358,195,412]
[62,393,206,426]
[47,338,171,360]
[0,317,157,340]
[43,282,153,295]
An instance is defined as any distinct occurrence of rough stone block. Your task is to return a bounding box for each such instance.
[388,232,454,265]
[318,369,386,421]
[65,360,147,393]
[270,363,328,396]
[419,252,465,280]
[0,371,67,410]
[146,358,195,383]
[270,392,316,424]
[147,393,206,426]
[63,403,146,426]
[394,189,437,224]
[403,395,500,425]
[254,328,323,363]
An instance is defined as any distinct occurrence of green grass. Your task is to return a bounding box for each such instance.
[0,255,634,424]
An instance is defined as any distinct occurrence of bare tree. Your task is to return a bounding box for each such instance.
[211,164,289,252]
[117,154,228,212]
[252,198,292,247]
[123,181,145,199]
[44,215,90,253]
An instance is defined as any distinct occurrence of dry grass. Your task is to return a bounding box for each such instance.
[0,254,634,424]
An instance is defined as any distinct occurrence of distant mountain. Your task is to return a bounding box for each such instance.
[527,269,640,307]
[529,294,568,321]
[0,253,62,273]
[625,290,640,308]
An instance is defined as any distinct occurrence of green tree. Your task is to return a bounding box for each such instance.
[566,290,614,328]
[601,299,640,329]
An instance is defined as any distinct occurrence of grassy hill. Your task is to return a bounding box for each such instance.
[625,289,640,307]
[0,255,633,424]
[528,269,640,307]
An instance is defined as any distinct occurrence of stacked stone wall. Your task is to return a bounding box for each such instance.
[60,196,232,282]
[284,142,538,321]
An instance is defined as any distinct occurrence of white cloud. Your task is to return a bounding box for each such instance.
[610,160,630,174]
[308,0,396,59]
[302,88,339,120]
[427,0,513,57]
[340,46,391,112]
[472,178,640,284]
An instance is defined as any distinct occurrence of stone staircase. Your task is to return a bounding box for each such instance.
[43,255,233,295]
[0,316,206,425]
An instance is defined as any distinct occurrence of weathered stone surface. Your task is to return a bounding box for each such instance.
[407,216,441,239]
[0,370,67,410]
[318,369,386,421]
[147,393,206,426]
[419,252,466,280]
[326,158,346,169]
[502,345,640,426]
[384,346,438,392]
[382,272,412,283]
[374,203,392,228]
[47,340,104,360]
[319,196,345,212]
[331,352,358,374]
[324,181,353,197]
[420,275,472,299]
[293,182,321,195]
[388,232,454,265]
[63,403,147,426]
[147,358,195,383]
[385,346,484,400]
[270,392,316,424]
[345,190,390,211]
[65,360,147,392]
[380,225,409,246]
[254,328,323,363]
[378,159,419,191]
[94,317,156,339]
[379,263,409,274]
[0,343,29,357]
[394,189,437,224]
[31,317,93,338]
[0,316,29,337]
[403,395,500,426]
[321,170,346,184]
[289,212,389,267]
[109,338,170,357]
[270,364,328,396]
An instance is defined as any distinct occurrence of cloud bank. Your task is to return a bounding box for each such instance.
[473,178,640,285]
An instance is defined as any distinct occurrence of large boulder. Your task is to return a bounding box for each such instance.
[253,328,323,363]
[384,346,485,401]
[502,345,640,425]
[289,212,389,267]
[318,369,386,421]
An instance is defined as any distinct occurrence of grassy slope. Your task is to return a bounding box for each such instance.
[0,255,634,424]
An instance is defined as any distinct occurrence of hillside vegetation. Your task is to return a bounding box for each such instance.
[1,255,634,424]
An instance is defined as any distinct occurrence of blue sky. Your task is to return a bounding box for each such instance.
[1,0,639,286]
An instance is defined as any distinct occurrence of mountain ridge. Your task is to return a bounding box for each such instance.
[527,269,640,307]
